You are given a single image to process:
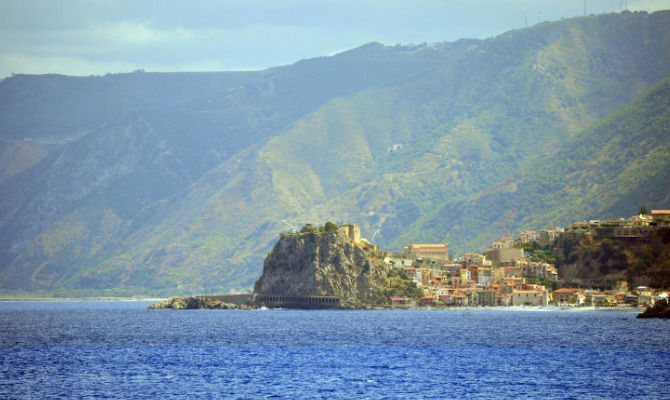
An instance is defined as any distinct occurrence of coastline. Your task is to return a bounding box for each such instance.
[0,297,645,314]
[0,297,164,302]
[144,294,646,313]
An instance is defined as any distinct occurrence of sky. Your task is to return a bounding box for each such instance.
[0,0,668,78]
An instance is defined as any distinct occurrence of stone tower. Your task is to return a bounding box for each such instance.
[338,224,361,243]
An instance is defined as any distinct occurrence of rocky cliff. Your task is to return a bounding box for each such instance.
[253,225,390,308]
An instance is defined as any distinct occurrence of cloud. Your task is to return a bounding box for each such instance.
[627,0,670,11]
[0,0,668,79]
[0,52,140,77]
[85,21,191,46]
[0,20,366,77]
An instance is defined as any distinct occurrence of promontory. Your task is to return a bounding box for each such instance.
[149,223,414,309]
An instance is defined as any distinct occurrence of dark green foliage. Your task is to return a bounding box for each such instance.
[324,221,339,234]
[517,241,559,263]
[385,268,423,299]
[547,228,670,288]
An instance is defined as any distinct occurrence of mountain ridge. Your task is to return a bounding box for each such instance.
[1,10,670,294]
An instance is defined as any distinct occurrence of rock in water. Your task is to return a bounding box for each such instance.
[637,299,670,319]
[147,296,250,310]
[253,224,390,308]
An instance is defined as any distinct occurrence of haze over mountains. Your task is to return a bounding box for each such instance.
[1,10,669,295]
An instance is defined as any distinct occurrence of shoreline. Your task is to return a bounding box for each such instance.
[0,297,645,313]
[0,297,163,302]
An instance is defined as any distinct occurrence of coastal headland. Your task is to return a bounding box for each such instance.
[149,220,670,314]
[151,223,395,310]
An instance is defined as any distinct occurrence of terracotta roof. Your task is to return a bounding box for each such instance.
[406,244,448,249]
[651,210,670,215]
[554,288,583,293]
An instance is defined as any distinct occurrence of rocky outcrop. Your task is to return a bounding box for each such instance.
[148,295,253,310]
[253,225,390,308]
[637,299,670,319]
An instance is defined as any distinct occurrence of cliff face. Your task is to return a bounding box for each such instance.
[253,227,390,307]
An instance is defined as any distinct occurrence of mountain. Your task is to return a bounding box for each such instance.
[0,41,470,293]
[408,76,670,254]
[1,10,670,295]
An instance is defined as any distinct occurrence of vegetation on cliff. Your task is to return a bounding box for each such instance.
[521,227,670,289]
[384,268,423,299]
[253,223,390,307]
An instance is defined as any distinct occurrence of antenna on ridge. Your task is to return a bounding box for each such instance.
[583,0,587,16]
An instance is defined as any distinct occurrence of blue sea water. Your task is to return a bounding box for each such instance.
[1,302,669,399]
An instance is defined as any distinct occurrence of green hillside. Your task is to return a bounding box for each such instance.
[410,76,670,254]
[1,11,670,295]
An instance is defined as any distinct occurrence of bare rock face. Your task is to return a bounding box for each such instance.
[253,226,390,308]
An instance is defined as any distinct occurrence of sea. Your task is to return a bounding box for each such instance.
[1,301,669,399]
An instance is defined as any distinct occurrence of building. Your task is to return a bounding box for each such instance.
[403,243,451,261]
[452,294,468,306]
[651,210,670,225]
[524,262,558,282]
[477,267,494,286]
[420,296,436,306]
[553,288,585,305]
[537,227,564,246]
[338,224,361,243]
[390,297,409,307]
[464,253,486,265]
[484,248,525,267]
[511,290,548,306]
[491,236,516,248]
[403,267,419,283]
[477,289,498,306]
[383,256,414,268]
[519,230,537,244]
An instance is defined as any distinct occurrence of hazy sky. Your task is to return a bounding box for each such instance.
[0,0,667,78]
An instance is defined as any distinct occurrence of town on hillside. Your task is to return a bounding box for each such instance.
[382,209,670,308]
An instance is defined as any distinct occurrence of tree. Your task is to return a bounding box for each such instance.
[640,205,649,215]
[324,221,338,234]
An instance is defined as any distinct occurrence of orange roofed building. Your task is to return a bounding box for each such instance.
[403,243,451,261]
[651,210,670,225]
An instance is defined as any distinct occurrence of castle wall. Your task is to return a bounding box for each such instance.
[338,224,360,243]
